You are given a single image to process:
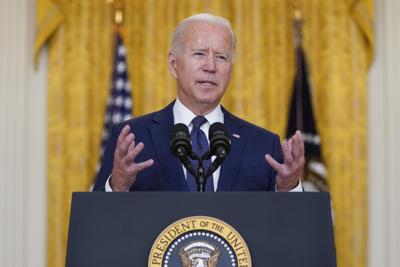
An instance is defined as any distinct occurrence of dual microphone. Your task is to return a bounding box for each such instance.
[169,122,231,192]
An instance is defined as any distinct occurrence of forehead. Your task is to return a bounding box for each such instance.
[181,21,232,51]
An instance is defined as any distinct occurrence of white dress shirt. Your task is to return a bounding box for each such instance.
[173,98,223,191]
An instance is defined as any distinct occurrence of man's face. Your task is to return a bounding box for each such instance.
[168,21,234,114]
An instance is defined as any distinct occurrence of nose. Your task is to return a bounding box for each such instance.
[202,54,216,73]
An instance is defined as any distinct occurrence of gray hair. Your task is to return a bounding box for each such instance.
[170,13,236,57]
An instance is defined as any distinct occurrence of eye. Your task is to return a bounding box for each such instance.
[216,54,228,62]
[193,51,205,57]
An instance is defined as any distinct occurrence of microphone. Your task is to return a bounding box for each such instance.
[209,122,231,157]
[169,123,197,177]
[205,122,231,178]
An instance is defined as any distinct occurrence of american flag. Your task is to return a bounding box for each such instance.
[96,33,132,174]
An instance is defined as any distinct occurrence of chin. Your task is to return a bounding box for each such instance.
[196,92,222,103]
[196,96,219,106]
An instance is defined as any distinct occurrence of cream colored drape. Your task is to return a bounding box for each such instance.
[35,1,373,266]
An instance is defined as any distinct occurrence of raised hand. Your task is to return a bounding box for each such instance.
[265,130,305,192]
[110,125,154,191]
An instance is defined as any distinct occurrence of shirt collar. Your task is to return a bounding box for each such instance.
[173,98,224,128]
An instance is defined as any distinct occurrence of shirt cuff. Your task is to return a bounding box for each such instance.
[105,175,113,192]
[289,181,303,192]
[275,180,304,192]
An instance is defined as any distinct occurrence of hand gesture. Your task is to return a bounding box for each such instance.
[110,125,154,191]
[265,130,305,192]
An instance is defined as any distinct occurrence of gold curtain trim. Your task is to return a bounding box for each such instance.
[34,2,64,65]
[351,0,375,66]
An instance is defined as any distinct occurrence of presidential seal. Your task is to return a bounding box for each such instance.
[148,216,251,267]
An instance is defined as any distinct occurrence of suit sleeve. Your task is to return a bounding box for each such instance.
[92,124,122,191]
[266,134,283,191]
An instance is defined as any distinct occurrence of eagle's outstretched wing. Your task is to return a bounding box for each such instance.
[208,248,220,267]
[179,249,192,267]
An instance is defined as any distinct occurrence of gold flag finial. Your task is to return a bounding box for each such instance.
[292,0,303,47]
[108,0,124,26]
[292,0,302,21]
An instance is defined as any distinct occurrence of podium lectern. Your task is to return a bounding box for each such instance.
[66,192,336,267]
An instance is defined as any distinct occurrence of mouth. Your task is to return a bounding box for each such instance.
[197,80,218,87]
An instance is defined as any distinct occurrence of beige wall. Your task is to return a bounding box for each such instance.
[0,0,47,266]
[368,1,400,266]
[0,0,398,266]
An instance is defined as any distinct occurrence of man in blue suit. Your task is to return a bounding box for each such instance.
[93,13,304,192]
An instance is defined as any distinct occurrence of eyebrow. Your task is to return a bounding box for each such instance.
[191,48,230,55]
[191,48,208,52]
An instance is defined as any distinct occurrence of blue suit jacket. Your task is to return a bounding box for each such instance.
[93,101,283,191]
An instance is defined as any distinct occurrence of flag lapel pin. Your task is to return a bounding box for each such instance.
[233,133,240,139]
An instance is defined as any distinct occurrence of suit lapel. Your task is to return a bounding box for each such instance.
[217,108,247,191]
[149,101,189,191]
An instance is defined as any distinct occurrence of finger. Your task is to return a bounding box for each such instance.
[287,137,293,151]
[134,159,155,172]
[293,132,305,160]
[117,133,135,157]
[117,125,131,146]
[291,133,302,159]
[265,154,284,173]
[282,139,294,164]
[126,142,144,162]
[128,137,136,152]
[297,130,305,152]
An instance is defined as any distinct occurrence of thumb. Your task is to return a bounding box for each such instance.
[265,154,283,173]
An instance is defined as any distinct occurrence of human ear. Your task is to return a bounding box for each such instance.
[168,52,178,79]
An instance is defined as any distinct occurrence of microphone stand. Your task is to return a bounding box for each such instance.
[197,159,205,192]
[188,153,206,192]
[194,152,214,192]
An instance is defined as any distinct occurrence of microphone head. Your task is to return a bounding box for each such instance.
[169,123,191,157]
[209,122,231,156]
